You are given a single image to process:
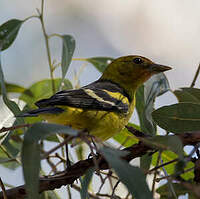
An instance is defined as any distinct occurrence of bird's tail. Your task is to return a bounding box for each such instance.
[18,107,64,117]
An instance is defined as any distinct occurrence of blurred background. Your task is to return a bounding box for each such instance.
[1,0,200,198]
[1,0,200,89]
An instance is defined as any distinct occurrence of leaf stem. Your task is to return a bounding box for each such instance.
[48,33,62,39]
[72,58,87,61]
[152,151,161,195]
[39,0,55,93]
[23,15,39,22]
[190,63,200,88]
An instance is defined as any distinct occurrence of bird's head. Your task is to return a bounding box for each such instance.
[101,55,172,92]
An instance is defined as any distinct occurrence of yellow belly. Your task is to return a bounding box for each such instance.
[41,100,135,141]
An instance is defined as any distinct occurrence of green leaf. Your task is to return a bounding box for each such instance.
[157,182,196,199]
[20,78,72,108]
[174,160,185,176]
[113,123,139,147]
[1,96,22,117]
[76,144,85,160]
[174,87,200,103]
[44,134,60,142]
[146,135,184,159]
[136,73,170,135]
[140,154,152,172]
[152,151,194,180]
[152,102,200,133]
[86,57,114,73]
[152,151,176,175]
[181,160,194,180]
[2,137,20,158]
[0,141,20,170]
[80,168,94,199]
[136,74,170,171]
[0,117,22,168]
[101,147,153,199]
[61,35,75,81]
[0,19,23,51]
[40,190,62,199]
[22,123,78,199]
[0,53,23,118]
[136,85,147,132]
[145,73,170,101]
[1,117,25,161]
[0,82,32,96]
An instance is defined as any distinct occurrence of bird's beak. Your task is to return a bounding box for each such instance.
[149,63,172,73]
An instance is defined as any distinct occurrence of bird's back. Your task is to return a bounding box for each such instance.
[24,80,134,140]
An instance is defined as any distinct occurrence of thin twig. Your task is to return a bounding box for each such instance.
[97,174,109,194]
[39,0,55,93]
[3,131,200,198]
[107,170,114,191]
[61,140,66,169]
[0,178,7,199]
[0,146,20,164]
[99,171,118,180]
[96,193,112,198]
[147,158,179,174]
[80,134,104,183]
[125,192,131,199]
[155,166,195,182]
[191,63,200,87]
[152,151,161,195]
[73,62,87,89]
[161,158,177,199]
[48,161,63,176]
[67,185,72,199]
[55,152,66,162]
[0,159,19,164]
[71,184,101,199]
[111,180,120,198]
[0,124,32,134]
[64,135,71,169]
[64,135,71,199]
[41,136,73,159]
[185,143,200,163]
[46,157,57,174]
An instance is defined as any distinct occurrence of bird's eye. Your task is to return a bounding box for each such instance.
[133,57,143,64]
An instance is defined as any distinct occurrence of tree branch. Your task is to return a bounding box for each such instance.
[2,129,200,199]
[0,142,149,199]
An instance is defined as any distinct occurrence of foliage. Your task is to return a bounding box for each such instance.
[0,1,200,199]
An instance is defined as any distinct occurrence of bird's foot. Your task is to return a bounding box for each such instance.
[87,151,101,159]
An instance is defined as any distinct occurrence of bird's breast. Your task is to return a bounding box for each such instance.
[42,103,134,141]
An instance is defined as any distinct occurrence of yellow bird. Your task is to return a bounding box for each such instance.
[22,56,171,141]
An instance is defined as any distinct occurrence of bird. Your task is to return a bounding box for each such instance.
[21,55,171,141]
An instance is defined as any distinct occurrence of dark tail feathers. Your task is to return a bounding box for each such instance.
[18,107,64,117]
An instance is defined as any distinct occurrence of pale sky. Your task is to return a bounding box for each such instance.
[1,0,200,90]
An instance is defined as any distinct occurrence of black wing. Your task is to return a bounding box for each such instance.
[35,80,131,114]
